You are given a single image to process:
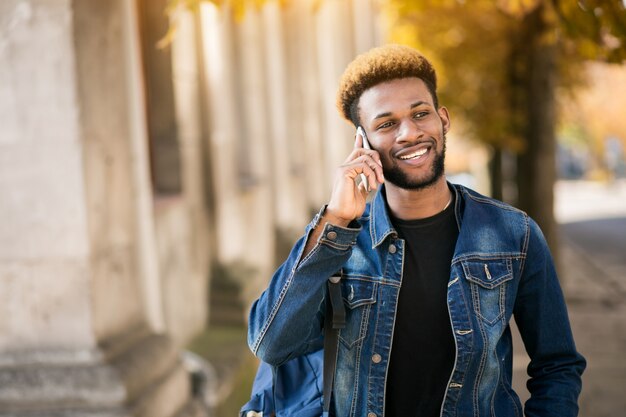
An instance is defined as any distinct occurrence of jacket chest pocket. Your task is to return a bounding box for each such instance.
[338,278,378,349]
[462,259,513,326]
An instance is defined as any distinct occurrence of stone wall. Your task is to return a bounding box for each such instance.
[0,0,386,414]
[0,0,210,415]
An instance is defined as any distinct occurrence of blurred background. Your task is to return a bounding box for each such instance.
[0,0,625,416]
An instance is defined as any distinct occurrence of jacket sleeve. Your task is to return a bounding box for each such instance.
[514,218,586,417]
[247,208,361,366]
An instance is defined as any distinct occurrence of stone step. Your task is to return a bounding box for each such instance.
[208,267,246,327]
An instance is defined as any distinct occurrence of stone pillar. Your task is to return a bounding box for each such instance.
[232,6,278,304]
[137,0,182,194]
[315,0,357,177]
[262,1,309,240]
[283,0,327,214]
[352,0,385,54]
[163,7,212,346]
[198,3,245,267]
[0,0,204,415]
[124,0,166,335]
[198,4,256,324]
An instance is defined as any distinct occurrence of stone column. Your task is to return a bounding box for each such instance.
[198,3,245,267]
[164,7,212,346]
[262,1,309,242]
[352,0,385,54]
[232,6,278,304]
[198,4,256,325]
[283,0,327,214]
[315,0,357,178]
[0,0,203,415]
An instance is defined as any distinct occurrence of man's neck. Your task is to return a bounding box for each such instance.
[385,177,451,221]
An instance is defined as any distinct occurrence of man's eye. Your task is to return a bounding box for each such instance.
[378,121,394,129]
[414,111,429,119]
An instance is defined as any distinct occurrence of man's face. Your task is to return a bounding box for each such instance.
[358,77,450,191]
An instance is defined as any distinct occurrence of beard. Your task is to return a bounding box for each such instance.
[383,138,446,191]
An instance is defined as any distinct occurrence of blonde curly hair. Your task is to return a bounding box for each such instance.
[336,44,438,126]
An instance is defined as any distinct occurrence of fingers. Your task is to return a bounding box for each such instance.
[327,135,383,221]
[354,131,363,149]
[356,127,371,151]
[343,147,384,173]
[363,157,384,188]
[354,154,385,185]
[343,156,383,191]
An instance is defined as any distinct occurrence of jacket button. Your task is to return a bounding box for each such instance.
[368,413,377,417]
[327,231,337,240]
[388,244,397,254]
[371,353,382,363]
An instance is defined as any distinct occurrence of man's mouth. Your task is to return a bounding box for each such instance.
[398,147,429,160]
[396,144,432,161]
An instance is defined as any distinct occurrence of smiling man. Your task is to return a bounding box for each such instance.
[247,44,585,417]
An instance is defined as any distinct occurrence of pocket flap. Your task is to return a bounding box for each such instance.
[341,279,378,309]
[462,260,513,289]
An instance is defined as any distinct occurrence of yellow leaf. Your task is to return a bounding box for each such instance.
[156,21,178,49]
[495,0,542,17]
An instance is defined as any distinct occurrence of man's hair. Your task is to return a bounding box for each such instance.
[336,44,438,126]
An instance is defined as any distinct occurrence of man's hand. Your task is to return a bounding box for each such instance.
[326,131,385,226]
[300,131,385,259]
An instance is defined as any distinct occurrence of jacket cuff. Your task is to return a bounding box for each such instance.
[309,205,361,250]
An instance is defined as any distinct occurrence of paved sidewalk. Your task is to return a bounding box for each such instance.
[512,180,626,417]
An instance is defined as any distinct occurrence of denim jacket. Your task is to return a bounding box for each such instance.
[248,183,586,417]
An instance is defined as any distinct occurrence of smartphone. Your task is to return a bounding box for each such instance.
[356,126,371,191]
[357,126,371,150]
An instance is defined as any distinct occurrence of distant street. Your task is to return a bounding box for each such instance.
[555,179,626,224]
[556,180,626,299]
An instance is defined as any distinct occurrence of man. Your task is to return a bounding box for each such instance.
[247,44,585,417]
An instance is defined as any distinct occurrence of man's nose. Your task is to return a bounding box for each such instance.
[395,119,423,144]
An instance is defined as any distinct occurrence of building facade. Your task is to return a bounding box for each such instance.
[0,0,384,415]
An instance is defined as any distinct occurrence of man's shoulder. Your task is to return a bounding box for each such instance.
[453,183,530,236]
[452,183,533,256]
[454,183,526,216]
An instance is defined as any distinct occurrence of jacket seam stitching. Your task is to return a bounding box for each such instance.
[349,303,369,416]
[472,284,488,417]
[498,349,522,417]
[462,189,526,214]
[319,240,355,251]
[519,214,531,277]
[366,282,383,416]
[453,253,525,265]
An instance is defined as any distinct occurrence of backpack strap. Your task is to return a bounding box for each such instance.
[323,273,345,416]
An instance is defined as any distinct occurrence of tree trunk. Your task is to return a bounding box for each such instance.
[489,147,503,201]
[513,5,560,264]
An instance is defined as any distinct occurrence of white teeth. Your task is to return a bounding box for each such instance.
[399,148,428,160]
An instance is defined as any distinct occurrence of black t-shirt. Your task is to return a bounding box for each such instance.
[385,196,459,417]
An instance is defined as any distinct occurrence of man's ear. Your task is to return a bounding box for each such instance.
[438,106,451,134]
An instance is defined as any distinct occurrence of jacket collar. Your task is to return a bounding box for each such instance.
[368,182,463,248]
